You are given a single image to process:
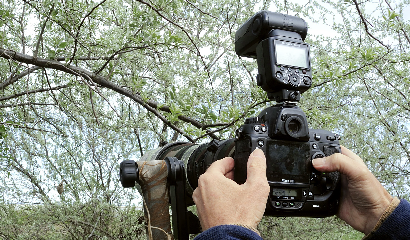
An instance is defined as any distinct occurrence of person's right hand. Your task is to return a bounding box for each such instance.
[312,146,393,235]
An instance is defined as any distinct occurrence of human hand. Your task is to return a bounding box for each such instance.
[192,148,270,231]
[312,146,393,235]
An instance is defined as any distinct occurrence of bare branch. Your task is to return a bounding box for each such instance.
[0,102,55,108]
[69,0,108,64]
[1,66,42,90]
[134,129,144,156]
[34,5,54,58]
[0,85,70,102]
[352,0,389,48]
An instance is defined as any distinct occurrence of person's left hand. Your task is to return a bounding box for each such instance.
[192,148,270,231]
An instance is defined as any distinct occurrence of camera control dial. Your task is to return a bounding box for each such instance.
[303,76,312,86]
[288,73,300,87]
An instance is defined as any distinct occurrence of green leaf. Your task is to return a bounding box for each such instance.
[388,9,399,20]
[129,23,138,28]
[51,9,58,17]
[47,49,56,59]
[58,41,68,49]
[209,111,217,122]
[0,125,6,139]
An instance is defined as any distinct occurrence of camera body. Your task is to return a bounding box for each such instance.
[234,104,341,216]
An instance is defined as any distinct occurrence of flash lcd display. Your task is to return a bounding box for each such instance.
[275,42,309,69]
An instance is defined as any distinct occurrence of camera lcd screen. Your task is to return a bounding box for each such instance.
[266,140,311,183]
[275,41,309,69]
[271,188,298,197]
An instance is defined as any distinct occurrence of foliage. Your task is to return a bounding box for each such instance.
[258,216,363,240]
[0,201,145,239]
[0,0,409,238]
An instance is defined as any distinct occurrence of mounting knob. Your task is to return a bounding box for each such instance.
[119,160,139,188]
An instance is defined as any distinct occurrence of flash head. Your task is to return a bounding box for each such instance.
[235,11,308,58]
[235,11,312,102]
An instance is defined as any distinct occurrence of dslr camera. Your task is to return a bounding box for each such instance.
[232,11,341,216]
[120,11,341,237]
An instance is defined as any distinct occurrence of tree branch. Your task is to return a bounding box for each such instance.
[193,100,269,142]
[136,0,211,78]
[384,0,410,44]
[134,128,144,156]
[1,56,118,91]
[69,0,108,64]
[21,0,91,53]
[33,5,54,58]
[8,153,50,202]
[0,48,218,141]
[352,0,389,48]
[1,66,42,90]
[95,45,157,75]
[0,85,70,102]
[313,50,390,88]
[2,122,62,135]
[0,102,55,108]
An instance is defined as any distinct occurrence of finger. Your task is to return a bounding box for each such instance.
[340,146,364,164]
[206,157,235,176]
[225,168,234,180]
[312,152,368,179]
[246,148,268,186]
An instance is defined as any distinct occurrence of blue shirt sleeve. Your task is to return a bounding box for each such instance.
[194,225,263,240]
[195,200,410,240]
[367,199,410,239]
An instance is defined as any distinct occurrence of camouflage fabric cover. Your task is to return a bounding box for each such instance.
[140,142,200,195]
[137,160,172,240]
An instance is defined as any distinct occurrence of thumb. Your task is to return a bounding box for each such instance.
[312,151,368,179]
[246,148,268,186]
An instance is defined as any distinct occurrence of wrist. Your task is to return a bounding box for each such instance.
[363,195,397,235]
